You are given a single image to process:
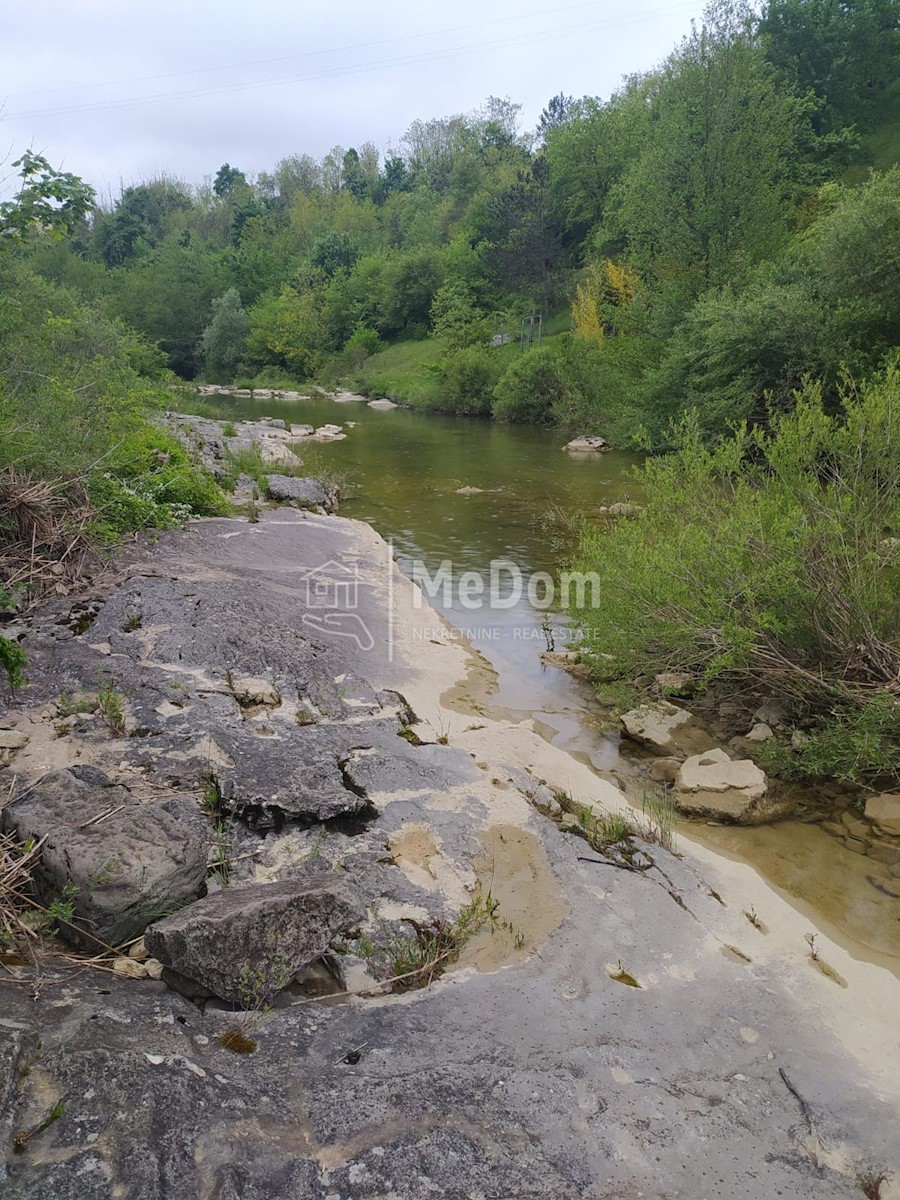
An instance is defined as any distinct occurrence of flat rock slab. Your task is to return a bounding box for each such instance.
[620,701,712,757]
[1,767,210,948]
[865,792,900,836]
[674,749,789,824]
[145,876,363,1005]
[265,475,329,508]
[564,435,609,452]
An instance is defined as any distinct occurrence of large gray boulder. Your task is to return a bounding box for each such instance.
[265,474,329,508]
[145,877,363,1005]
[1,767,210,949]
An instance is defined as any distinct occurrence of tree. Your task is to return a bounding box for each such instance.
[759,0,900,135]
[0,152,94,244]
[537,93,575,142]
[481,156,563,313]
[213,163,247,198]
[610,0,809,301]
[200,289,250,381]
[94,179,192,267]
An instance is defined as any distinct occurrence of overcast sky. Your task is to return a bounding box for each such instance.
[1,0,704,199]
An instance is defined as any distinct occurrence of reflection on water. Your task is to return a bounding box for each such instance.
[185,391,899,965]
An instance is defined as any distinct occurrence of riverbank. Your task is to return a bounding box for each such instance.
[1,507,898,1198]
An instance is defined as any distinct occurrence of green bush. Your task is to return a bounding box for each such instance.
[575,364,900,783]
[87,426,227,538]
[492,346,565,423]
[437,347,503,415]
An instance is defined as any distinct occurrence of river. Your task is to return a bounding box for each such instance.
[181,389,900,970]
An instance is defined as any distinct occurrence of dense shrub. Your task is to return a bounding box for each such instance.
[437,347,503,415]
[575,365,900,782]
[492,346,566,423]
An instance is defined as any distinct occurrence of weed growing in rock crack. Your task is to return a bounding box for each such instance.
[357,890,503,992]
[13,1099,64,1154]
[222,422,238,438]
[97,679,125,735]
[805,931,819,961]
[639,788,676,852]
[43,884,77,936]
[295,707,316,726]
[397,726,422,746]
[609,959,641,988]
[804,930,848,987]
[122,613,142,632]
[858,1169,891,1199]
[210,817,234,884]
[745,906,763,930]
[218,954,295,1052]
[200,775,222,812]
[57,691,97,717]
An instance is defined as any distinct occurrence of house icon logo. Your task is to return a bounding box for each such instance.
[298,559,375,652]
[300,559,359,611]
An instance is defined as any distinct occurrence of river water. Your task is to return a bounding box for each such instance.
[182,390,900,969]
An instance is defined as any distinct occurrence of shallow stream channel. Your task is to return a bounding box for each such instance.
[182,388,900,973]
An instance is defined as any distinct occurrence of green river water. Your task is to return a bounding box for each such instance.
[180,390,900,968]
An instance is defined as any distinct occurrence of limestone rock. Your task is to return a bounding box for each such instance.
[265,475,329,508]
[0,767,210,949]
[620,702,697,757]
[367,398,398,410]
[0,730,29,750]
[650,757,681,784]
[744,722,773,743]
[145,878,363,1006]
[564,435,609,452]
[865,793,900,837]
[113,956,148,979]
[229,675,281,708]
[674,749,786,824]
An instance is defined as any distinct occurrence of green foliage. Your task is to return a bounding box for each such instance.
[243,285,325,379]
[87,426,226,539]
[437,347,503,415]
[492,346,566,423]
[200,288,249,382]
[0,152,95,245]
[575,365,900,783]
[0,635,27,692]
[97,679,126,735]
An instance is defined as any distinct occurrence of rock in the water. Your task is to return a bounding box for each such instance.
[865,793,900,836]
[456,486,484,495]
[564,435,609,452]
[598,502,640,517]
[674,749,784,824]
[265,475,328,508]
[620,702,697,756]
[290,424,314,438]
[145,877,363,1005]
[0,767,210,949]
[650,757,681,784]
[367,398,398,410]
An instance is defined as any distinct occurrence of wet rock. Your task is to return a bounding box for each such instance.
[865,793,900,837]
[674,749,787,824]
[265,475,329,509]
[868,840,900,868]
[620,702,702,757]
[145,877,363,1006]
[650,757,681,784]
[564,435,609,452]
[0,767,210,949]
[367,398,398,410]
[841,811,871,840]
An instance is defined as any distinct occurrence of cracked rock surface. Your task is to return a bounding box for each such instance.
[0,510,898,1199]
